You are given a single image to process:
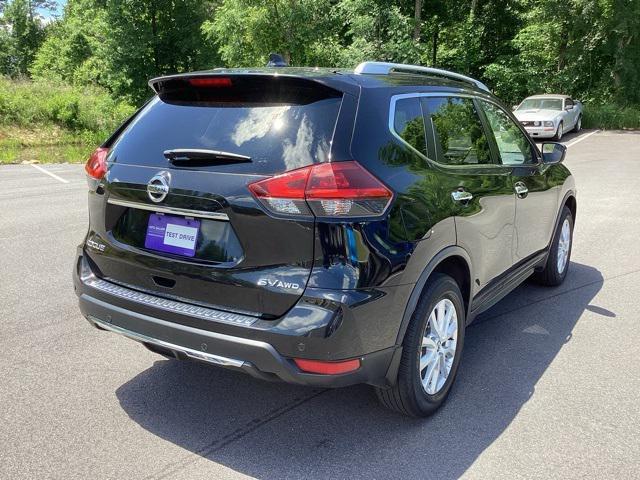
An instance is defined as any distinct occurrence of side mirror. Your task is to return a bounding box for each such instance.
[512,105,519,111]
[541,142,567,164]
[565,105,573,110]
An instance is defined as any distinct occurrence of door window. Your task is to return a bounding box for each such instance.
[392,97,427,156]
[421,97,493,166]
[479,100,535,166]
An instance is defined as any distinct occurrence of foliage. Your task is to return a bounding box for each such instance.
[0,75,135,143]
[203,0,342,67]
[0,0,639,132]
[102,0,220,104]
[583,103,640,130]
[30,0,110,88]
[0,0,51,76]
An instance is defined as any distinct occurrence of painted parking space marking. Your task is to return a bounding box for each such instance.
[30,164,70,184]
[566,129,600,148]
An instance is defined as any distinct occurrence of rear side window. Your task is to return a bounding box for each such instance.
[110,79,342,175]
[392,97,427,156]
[422,97,493,166]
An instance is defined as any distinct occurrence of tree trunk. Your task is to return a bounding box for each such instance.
[470,0,478,17]
[432,25,439,67]
[150,2,159,73]
[413,0,422,42]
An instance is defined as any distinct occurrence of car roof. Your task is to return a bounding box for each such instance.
[525,94,571,100]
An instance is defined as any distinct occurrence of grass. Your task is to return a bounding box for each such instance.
[582,103,640,130]
[0,125,96,164]
[0,76,135,164]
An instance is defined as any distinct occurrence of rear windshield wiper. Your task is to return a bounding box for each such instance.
[163,149,251,165]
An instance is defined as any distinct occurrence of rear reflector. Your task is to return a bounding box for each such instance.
[188,77,233,88]
[248,161,392,218]
[85,147,109,179]
[294,358,361,375]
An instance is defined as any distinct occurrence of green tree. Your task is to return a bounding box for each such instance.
[203,0,341,67]
[102,0,220,103]
[0,0,54,76]
[31,0,110,86]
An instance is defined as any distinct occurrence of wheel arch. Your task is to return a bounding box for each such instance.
[564,193,577,221]
[395,246,473,346]
[550,190,577,248]
[384,246,473,386]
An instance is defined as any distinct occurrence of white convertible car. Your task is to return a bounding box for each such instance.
[513,95,583,140]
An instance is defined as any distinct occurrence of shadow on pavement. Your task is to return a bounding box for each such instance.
[116,262,603,479]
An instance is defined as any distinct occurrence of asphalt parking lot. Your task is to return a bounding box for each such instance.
[1,129,639,479]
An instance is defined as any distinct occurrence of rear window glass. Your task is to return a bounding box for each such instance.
[110,92,342,175]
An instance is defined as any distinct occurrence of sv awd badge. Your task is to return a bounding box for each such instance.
[257,278,300,290]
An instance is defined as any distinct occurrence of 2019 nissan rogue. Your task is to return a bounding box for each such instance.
[73,61,576,417]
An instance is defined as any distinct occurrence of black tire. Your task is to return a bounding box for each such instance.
[553,121,564,141]
[573,115,582,133]
[532,206,573,286]
[375,274,465,417]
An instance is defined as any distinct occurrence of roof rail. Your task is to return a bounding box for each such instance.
[354,61,490,92]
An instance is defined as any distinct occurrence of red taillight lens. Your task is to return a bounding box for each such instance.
[85,147,109,179]
[188,77,233,88]
[305,162,392,199]
[248,161,392,218]
[294,358,361,375]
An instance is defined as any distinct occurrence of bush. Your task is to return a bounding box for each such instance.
[0,76,135,140]
[583,103,640,130]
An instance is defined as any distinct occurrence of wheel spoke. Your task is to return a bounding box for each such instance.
[435,301,446,337]
[442,304,453,338]
[420,349,436,372]
[442,341,456,358]
[430,358,440,392]
[422,335,437,349]
[428,311,439,338]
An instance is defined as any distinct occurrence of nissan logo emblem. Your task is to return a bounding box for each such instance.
[147,172,170,203]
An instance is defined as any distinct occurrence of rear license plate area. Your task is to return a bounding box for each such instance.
[144,213,200,257]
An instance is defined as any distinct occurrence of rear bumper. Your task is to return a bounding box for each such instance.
[74,249,407,388]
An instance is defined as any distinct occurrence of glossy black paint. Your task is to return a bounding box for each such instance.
[75,68,576,387]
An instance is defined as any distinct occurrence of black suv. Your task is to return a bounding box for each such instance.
[74,61,576,417]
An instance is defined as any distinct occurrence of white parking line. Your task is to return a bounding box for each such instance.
[566,129,600,148]
[30,164,70,184]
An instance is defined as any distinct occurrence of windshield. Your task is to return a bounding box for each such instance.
[517,98,563,111]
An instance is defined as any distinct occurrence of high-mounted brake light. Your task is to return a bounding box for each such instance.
[294,358,361,375]
[188,77,233,88]
[85,147,109,180]
[248,161,393,218]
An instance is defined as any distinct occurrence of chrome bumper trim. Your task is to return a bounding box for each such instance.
[107,197,229,221]
[88,315,245,368]
[84,277,257,327]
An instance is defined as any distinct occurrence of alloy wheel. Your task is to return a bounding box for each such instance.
[420,298,458,395]
[557,218,571,274]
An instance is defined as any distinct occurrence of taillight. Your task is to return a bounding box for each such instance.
[248,161,392,218]
[85,147,109,179]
